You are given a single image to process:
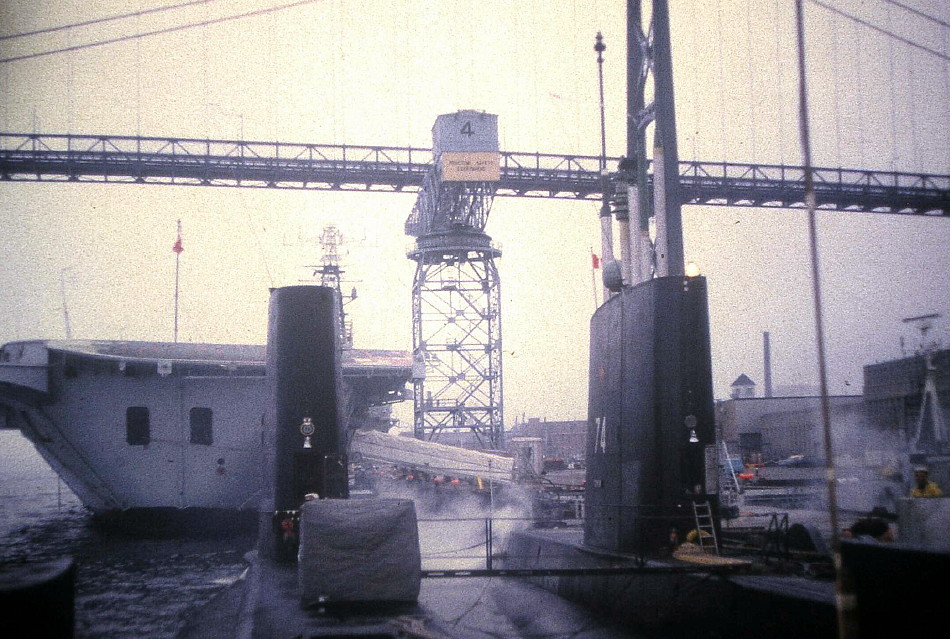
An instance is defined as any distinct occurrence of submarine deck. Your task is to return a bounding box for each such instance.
[501,527,838,639]
[177,547,653,639]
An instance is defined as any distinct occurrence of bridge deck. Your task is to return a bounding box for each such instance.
[2,133,948,216]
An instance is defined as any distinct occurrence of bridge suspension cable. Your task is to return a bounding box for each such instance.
[0,0,323,65]
[0,0,223,42]
[807,0,950,61]
[880,0,950,29]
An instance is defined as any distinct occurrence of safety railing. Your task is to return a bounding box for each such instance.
[417,511,752,578]
[3,132,947,214]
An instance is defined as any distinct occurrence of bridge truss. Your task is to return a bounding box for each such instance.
[1,133,947,216]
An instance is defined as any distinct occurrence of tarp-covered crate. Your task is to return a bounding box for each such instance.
[298,498,421,605]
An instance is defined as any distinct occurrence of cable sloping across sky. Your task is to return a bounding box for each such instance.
[0,0,324,64]
[880,0,950,30]
[5,1,946,65]
[808,0,950,61]
[0,0,224,42]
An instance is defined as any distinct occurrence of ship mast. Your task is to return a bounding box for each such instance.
[307,225,357,349]
[172,220,184,342]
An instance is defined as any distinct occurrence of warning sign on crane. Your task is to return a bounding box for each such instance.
[439,151,500,181]
[432,110,500,182]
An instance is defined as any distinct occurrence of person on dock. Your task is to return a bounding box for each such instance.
[845,517,894,542]
[910,466,943,498]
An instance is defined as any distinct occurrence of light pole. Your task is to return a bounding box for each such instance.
[173,220,183,342]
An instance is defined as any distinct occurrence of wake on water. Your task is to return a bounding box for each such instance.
[0,431,254,639]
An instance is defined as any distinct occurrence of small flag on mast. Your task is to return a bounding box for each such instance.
[173,220,184,254]
[591,252,600,269]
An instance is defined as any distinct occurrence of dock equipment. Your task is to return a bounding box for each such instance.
[692,501,720,555]
[405,111,504,449]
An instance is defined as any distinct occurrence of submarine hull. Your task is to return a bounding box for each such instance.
[585,276,717,555]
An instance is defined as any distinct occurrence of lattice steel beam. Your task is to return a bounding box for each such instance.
[1,133,948,215]
[409,246,503,448]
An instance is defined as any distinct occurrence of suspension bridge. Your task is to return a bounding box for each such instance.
[1,0,949,427]
[1,132,947,215]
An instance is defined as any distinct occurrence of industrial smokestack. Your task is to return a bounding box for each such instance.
[763,331,774,398]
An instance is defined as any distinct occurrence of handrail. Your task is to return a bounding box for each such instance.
[2,132,948,215]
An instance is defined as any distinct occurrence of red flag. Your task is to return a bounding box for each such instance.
[173,221,184,254]
[591,252,600,269]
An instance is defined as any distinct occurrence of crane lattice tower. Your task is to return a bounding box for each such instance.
[405,111,504,449]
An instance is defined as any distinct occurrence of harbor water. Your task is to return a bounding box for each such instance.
[2,431,651,639]
[0,430,255,639]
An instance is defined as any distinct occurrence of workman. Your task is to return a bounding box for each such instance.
[846,517,894,542]
[910,466,943,498]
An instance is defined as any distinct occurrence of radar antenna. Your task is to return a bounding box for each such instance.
[903,314,947,454]
[306,225,357,348]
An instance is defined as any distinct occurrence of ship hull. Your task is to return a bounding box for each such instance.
[584,275,717,555]
[0,339,410,524]
[11,366,270,515]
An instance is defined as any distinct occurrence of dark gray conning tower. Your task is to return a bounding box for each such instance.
[405,111,504,449]
[265,286,347,514]
[584,275,716,555]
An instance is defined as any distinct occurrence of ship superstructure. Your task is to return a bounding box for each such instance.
[0,339,410,516]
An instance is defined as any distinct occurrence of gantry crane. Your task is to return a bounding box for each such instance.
[405,111,504,449]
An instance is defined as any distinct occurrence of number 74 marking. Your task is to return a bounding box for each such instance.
[594,416,607,453]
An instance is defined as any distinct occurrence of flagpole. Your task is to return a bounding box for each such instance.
[174,250,180,343]
[173,220,183,342]
[590,247,599,311]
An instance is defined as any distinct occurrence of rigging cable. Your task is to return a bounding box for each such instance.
[745,2,757,162]
[716,0,727,162]
[0,0,223,41]
[773,0,787,165]
[243,199,275,290]
[794,2,853,637]
[201,3,210,139]
[831,1,842,166]
[879,0,950,29]
[851,6,867,170]
[807,0,950,61]
[572,0,580,153]
[65,7,75,134]
[135,11,142,136]
[686,0,699,160]
[403,2,411,146]
[329,0,338,142]
[0,0,325,65]
[532,3,540,153]
[887,3,898,172]
[907,42,920,174]
[945,19,950,172]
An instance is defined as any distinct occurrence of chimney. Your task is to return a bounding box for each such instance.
[763,331,773,398]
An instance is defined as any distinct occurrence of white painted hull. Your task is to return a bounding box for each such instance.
[0,340,411,518]
[13,373,266,514]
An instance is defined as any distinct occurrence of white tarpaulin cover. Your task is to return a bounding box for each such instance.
[350,429,514,483]
[298,498,421,605]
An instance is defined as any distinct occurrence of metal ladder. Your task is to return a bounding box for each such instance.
[692,501,720,555]
[719,440,743,513]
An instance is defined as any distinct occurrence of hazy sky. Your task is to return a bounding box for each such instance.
[1,0,948,424]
